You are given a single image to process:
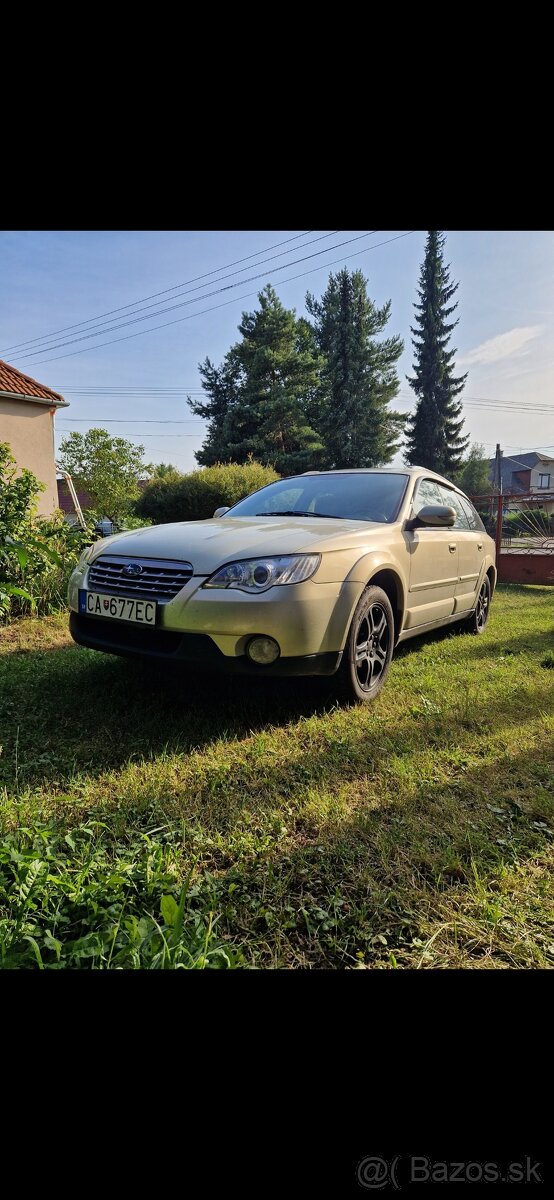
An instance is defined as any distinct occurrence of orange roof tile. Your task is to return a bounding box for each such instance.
[0,359,67,405]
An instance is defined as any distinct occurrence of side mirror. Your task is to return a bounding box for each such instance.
[213,506,230,518]
[407,504,456,529]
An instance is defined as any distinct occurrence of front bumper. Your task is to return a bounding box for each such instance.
[68,566,361,663]
[69,612,342,676]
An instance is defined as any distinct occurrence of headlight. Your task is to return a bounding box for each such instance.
[203,554,320,593]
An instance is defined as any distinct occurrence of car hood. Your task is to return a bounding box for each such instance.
[90,516,389,574]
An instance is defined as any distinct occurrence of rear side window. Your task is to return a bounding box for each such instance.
[437,486,471,530]
[458,495,486,532]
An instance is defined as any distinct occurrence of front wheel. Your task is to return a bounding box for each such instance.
[468,576,491,634]
[336,585,395,703]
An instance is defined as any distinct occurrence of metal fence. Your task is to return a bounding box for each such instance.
[468,491,554,586]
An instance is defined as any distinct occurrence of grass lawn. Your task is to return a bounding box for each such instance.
[1,584,553,969]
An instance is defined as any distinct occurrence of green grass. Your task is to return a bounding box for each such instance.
[1,585,553,968]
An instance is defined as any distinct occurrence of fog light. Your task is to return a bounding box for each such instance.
[246,636,280,665]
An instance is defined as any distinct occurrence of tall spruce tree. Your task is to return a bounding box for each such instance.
[188,285,324,473]
[405,231,468,475]
[188,357,241,466]
[306,269,405,468]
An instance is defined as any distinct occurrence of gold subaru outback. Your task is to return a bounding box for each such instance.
[68,467,496,703]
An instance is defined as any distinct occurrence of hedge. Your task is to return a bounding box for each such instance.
[134,461,280,524]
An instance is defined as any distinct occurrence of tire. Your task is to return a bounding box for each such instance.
[468,575,491,634]
[336,585,395,703]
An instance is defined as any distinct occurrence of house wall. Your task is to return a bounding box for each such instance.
[0,397,59,515]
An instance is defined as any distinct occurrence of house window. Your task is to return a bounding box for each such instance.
[538,474,550,488]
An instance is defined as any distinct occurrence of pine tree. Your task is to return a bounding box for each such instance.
[188,357,241,467]
[405,231,468,475]
[306,269,405,468]
[189,285,324,474]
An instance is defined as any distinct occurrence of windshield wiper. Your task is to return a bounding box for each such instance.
[256,510,345,519]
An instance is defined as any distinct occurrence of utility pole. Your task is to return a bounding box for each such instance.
[495,443,503,558]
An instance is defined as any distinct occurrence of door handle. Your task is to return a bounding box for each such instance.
[477,542,483,550]
[449,543,457,553]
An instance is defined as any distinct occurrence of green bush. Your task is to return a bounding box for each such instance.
[0,442,43,540]
[15,511,97,618]
[1,441,99,620]
[135,460,280,524]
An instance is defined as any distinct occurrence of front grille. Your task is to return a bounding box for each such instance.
[88,555,193,600]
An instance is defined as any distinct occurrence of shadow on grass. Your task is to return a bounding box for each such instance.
[2,621,552,967]
[0,614,553,799]
[0,644,339,790]
[205,742,554,967]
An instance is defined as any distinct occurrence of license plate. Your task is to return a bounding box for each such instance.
[79,590,157,625]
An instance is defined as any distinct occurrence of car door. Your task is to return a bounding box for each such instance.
[404,478,459,629]
[448,489,487,612]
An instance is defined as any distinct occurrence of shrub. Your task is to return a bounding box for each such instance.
[0,442,99,620]
[2,511,97,622]
[14,511,97,618]
[0,442,43,539]
[135,460,280,524]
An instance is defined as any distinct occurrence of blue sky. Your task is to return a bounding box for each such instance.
[1,229,553,472]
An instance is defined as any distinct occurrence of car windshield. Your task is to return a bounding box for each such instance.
[228,472,409,523]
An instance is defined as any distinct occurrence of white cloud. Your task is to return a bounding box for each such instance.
[458,325,543,367]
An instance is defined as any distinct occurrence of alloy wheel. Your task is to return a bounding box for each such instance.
[475,581,489,631]
[354,602,390,692]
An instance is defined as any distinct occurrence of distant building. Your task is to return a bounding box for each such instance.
[488,451,554,515]
[57,476,93,518]
[57,476,149,523]
[0,360,68,514]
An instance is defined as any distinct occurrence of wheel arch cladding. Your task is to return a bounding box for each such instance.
[366,568,404,642]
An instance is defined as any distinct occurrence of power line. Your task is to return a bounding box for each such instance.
[52,387,206,393]
[5,231,342,359]
[57,418,204,424]
[0,229,323,355]
[505,443,554,451]
[398,389,553,409]
[397,392,553,415]
[55,430,204,439]
[25,231,416,367]
[55,385,554,410]
[463,403,553,413]
[480,441,554,451]
[17,231,377,362]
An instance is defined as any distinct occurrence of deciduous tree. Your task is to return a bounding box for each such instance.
[59,428,150,521]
